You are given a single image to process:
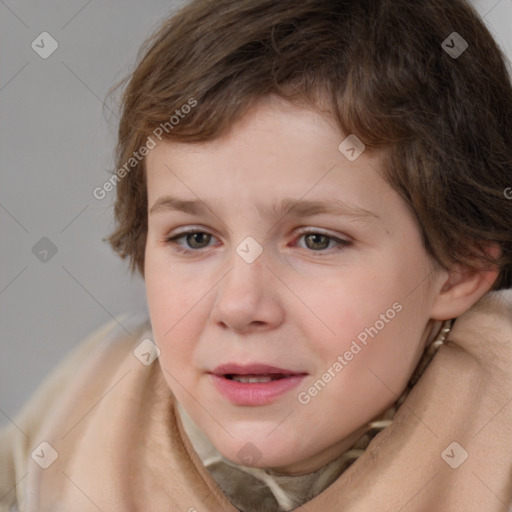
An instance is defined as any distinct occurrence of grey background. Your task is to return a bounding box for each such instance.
[1,0,511,428]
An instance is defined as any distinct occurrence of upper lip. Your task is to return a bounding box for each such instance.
[210,363,307,376]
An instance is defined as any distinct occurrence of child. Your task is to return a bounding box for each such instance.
[2,0,512,510]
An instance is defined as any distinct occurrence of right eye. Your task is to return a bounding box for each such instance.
[164,230,218,253]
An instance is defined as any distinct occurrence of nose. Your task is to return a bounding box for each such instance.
[209,251,285,334]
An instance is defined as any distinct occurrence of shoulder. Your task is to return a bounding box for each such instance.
[0,313,151,512]
[447,288,512,379]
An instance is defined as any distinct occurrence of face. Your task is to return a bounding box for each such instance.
[144,95,446,476]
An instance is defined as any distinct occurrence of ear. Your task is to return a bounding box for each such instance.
[430,245,501,321]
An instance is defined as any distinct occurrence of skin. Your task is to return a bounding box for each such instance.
[143,95,497,476]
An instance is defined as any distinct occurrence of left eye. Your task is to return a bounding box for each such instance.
[295,232,349,251]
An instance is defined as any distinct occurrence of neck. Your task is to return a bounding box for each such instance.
[265,422,370,476]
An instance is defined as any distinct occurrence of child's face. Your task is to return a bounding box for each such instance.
[144,95,446,475]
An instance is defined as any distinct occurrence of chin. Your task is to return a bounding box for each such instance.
[213,435,303,470]
[225,449,299,471]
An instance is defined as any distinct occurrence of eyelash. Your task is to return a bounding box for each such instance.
[163,228,352,255]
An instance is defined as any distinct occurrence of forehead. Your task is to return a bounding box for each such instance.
[144,96,396,219]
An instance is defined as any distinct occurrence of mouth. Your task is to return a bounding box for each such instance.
[211,363,307,381]
[224,373,292,383]
[209,363,308,405]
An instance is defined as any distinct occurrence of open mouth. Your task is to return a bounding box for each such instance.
[224,373,290,383]
[210,364,307,405]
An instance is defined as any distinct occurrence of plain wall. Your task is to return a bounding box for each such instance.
[1,0,511,428]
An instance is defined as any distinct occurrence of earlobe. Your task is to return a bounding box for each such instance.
[430,266,500,321]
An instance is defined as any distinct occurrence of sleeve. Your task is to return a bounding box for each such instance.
[0,318,121,512]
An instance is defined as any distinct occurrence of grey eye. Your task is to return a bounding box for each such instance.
[185,232,212,248]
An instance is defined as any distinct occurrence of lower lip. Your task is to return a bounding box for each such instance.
[210,374,306,406]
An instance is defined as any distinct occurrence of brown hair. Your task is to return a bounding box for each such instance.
[106,0,512,289]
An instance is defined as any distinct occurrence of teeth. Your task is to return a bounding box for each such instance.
[230,374,277,383]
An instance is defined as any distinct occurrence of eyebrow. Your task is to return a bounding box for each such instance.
[150,195,379,221]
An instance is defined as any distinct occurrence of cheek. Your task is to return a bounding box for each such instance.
[294,265,400,338]
[298,259,428,376]
[145,244,201,324]
[144,259,205,368]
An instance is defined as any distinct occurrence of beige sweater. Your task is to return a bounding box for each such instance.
[0,315,400,511]
[1,296,511,511]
